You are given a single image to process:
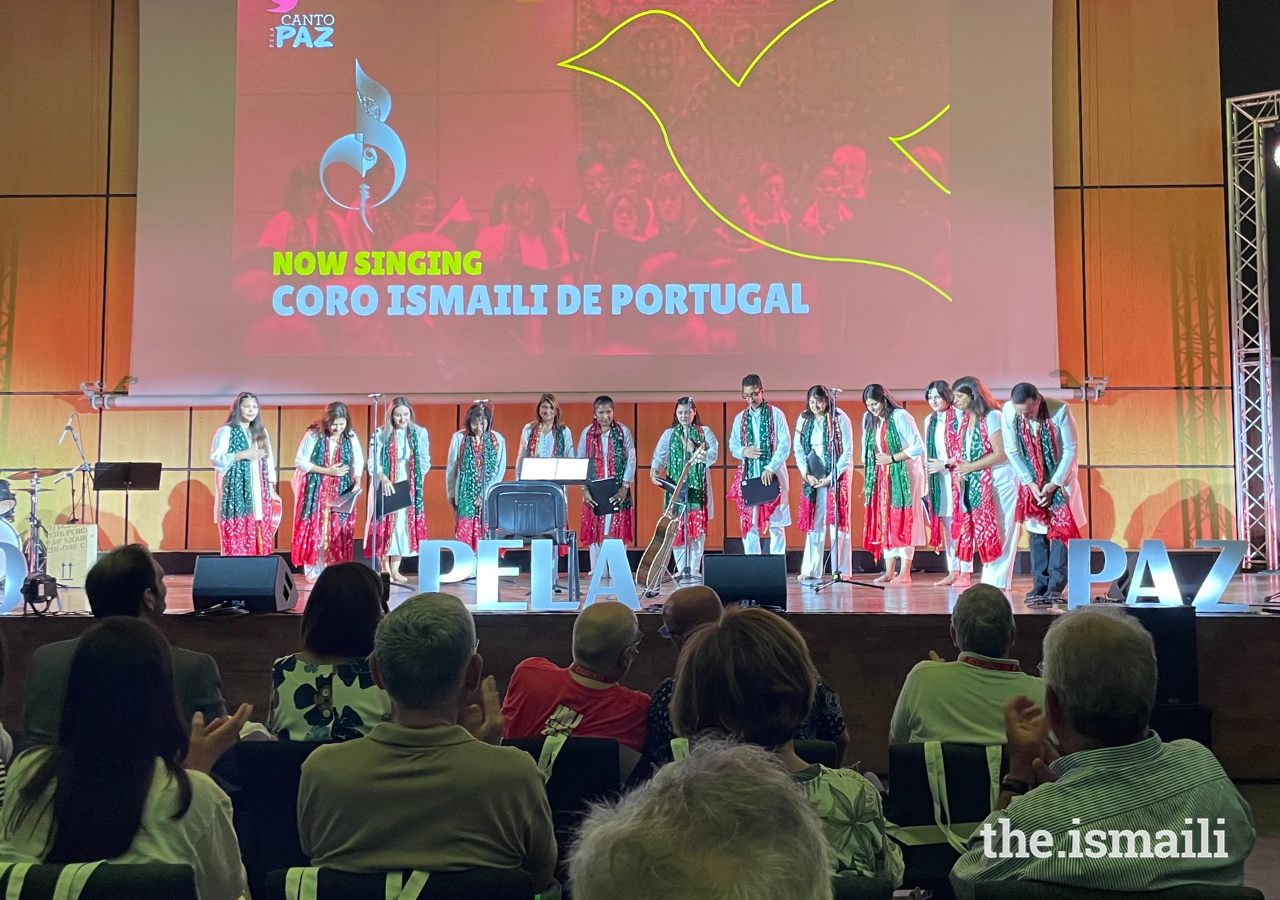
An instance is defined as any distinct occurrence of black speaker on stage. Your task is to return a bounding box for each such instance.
[704,554,788,610]
[193,555,297,613]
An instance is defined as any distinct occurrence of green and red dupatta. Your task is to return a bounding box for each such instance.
[1014,406,1079,543]
[370,427,428,555]
[862,412,913,558]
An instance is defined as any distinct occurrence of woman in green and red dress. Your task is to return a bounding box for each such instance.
[292,402,364,581]
[211,391,279,556]
[445,403,507,551]
[861,384,928,584]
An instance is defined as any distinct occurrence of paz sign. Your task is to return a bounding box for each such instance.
[1066,539,1248,612]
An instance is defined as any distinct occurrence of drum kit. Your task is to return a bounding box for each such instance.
[0,463,91,610]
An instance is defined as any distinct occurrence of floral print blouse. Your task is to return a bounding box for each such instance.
[267,655,392,742]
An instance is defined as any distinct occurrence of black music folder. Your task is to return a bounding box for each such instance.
[805,450,828,480]
[374,480,412,517]
[741,475,781,507]
[587,477,622,515]
[329,487,362,515]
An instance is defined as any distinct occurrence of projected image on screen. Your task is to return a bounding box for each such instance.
[227,0,949,393]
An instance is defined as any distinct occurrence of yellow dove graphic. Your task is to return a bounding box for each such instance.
[559,0,952,302]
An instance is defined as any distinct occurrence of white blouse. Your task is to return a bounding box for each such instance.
[295,431,365,480]
[793,410,855,481]
[0,753,247,900]
[515,423,575,479]
[576,424,637,483]
[366,424,431,482]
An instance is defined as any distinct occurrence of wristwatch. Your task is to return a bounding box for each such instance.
[1000,777,1033,796]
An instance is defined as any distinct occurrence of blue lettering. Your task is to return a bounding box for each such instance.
[689,283,709,315]
[386,284,405,316]
[711,284,735,315]
[494,284,512,316]
[275,25,296,47]
[738,283,762,314]
[314,26,334,48]
[635,284,662,315]
[512,284,528,316]
[466,284,493,315]
[272,285,295,316]
[405,284,427,316]
[292,25,314,48]
[429,284,463,316]
[665,283,689,315]
[351,285,378,316]
[791,283,809,313]
[530,284,549,315]
[557,284,581,315]
[612,284,634,315]
[296,285,324,316]
[325,284,349,316]
[583,284,602,315]
[763,283,789,314]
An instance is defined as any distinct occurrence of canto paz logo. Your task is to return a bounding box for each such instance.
[269,0,336,49]
[319,61,406,233]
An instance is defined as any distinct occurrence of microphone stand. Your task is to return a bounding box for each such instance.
[59,417,92,525]
[815,389,882,592]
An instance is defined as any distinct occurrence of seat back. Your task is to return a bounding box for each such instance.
[794,739,841,769]
[505,736,622,850]
[974,882,1265,900]
[485,482,566,539]
[885,742,1008,891]
[264,867,536,900]
[830,873,896,900]
[0,862,197,900]
[232,740,326,899]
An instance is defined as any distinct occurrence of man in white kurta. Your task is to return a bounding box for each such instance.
[728,377,791,555]
[1002,386,1086,600]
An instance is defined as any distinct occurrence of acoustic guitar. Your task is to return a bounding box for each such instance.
[636,445,707,598]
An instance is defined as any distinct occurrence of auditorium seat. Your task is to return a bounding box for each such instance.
[973,882,1264,900]
[231,740,325,899]
[263,867,535,900]
[504,736,623,859]
[884,742,1009,896]
[831,873,896,899]
[0,862,196,900]
[795,739,842,769]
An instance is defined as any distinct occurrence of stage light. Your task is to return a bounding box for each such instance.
[1274,140,1280,170]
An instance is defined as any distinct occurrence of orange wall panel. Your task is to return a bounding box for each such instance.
[1080,0,1222,187]
[1052,0,1081,187]
[98,408,190,469]
[1088,389,1231,468]
[95,469,188,549]
[110,0,139,194]
[0,396,100,473]
[1054,192,1086,387]
[1087,467,1235,549]
[0,198,106,392]
[103,198,136,392]
[0,0,110,195]
[1084,188,1228,388]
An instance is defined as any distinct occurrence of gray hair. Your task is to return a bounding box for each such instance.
[568,738,833,900]
[1042,607,1157,744]
[951,584,1015,657]
[373,593,475,710]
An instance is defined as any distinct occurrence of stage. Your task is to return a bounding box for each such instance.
[0,572,1276,779]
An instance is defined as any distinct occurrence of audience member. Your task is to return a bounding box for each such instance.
[0,634,12,784]
[24,544,226,745]
[889,584,1043,745]
[268,562,391,741]
[0,618,249,900]
[569,738,833,900]
[643,587,850,767]
[298,593,557,894]
[502,600,649,752]
[951,607,1255,898]
[672,607,903,884]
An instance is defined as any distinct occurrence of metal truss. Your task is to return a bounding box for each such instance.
[1226,91,1280,569]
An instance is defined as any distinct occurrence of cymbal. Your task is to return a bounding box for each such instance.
[13,487,36,494]
[6,469,62,481]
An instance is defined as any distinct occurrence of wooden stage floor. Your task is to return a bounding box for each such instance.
[33,571,1280,616]
[2,574,1277,780]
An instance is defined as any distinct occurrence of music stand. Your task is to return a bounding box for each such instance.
[93,463,162,543]
[515,458,589,596]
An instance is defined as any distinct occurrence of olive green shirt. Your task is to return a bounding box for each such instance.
[298,722,557,892]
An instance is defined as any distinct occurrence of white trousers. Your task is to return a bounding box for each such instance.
[743,524,787,556]
[674,535,705,575]
[940,517,973,573]
[979,473,1022,590]
[884,546,915,562]
[799,487,851,577]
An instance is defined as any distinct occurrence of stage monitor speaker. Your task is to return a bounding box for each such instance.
[703,554,787,610]
[193,555,297,613]
[1124,605,1198,706]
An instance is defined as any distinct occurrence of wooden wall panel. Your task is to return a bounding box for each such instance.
[1088,389,1232,467]
[1079,0,1222,186]
[103,197,136,391]
[0,396,99,473]
[0,198,106,392]
[109,0,139,194]
[186,471,219,551]
[1054,192,1086,386]
[98,408,190,469]
[1083,188,1228,388]
[0,0,111,194]
[95,469,188,548]
[1087,467,1235,548]
[1052,0,1081,187]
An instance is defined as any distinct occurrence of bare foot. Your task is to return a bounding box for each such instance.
[953,574,972,588]
[936,572,958,586]
[892,573,913,584]
[872,572,891,584]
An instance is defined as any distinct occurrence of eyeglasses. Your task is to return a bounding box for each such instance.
[633,633,644,651]
[743,390,763,401]
[657,624,671,639]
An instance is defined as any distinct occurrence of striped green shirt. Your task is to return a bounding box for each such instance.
[950,734,1254,898]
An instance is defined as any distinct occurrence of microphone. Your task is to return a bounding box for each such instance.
[829,387,843,395]
[58,414,74,446]
[368,393,385,400]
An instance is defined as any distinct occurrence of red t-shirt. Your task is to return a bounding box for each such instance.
[500,658,650,752]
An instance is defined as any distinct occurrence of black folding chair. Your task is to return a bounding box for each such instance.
[795,739,842,769]
[263,867,536,900]
[231,740,326,899]
[0,863,196,900]
[484,481,580,604]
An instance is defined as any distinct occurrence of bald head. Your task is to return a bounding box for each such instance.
[662,587,722,649]
[573,601,640,676]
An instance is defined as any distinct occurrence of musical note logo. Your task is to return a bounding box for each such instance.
[319,60,407,232]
